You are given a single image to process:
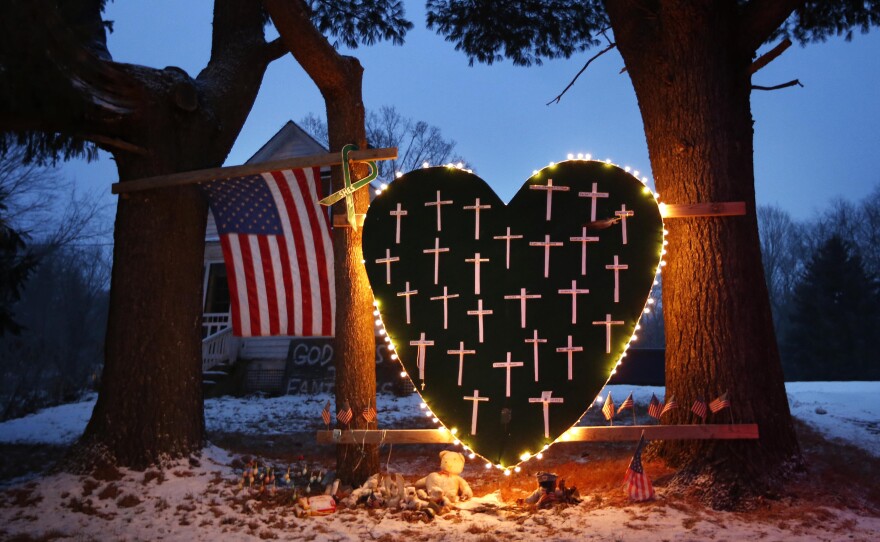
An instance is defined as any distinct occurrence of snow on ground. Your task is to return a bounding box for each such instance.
[0,442,877,542]
[4,383,877,456]
[1,383,879,541]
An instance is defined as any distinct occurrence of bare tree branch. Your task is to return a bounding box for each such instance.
[752,79,803,91]
[547,43,617,106]
[750,38,792,75]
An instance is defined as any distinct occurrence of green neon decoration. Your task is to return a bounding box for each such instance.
[318,144,379,231]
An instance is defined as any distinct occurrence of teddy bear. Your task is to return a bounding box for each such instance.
[414,450,473,504]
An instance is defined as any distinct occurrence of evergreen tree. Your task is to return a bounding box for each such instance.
[0,192,37,336]
[784,235,880,380]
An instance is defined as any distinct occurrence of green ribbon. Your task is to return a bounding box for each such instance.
[318,144,379,231]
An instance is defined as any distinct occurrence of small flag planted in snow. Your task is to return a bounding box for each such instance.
[602,393,615,422]
[660,395,677,417]
[337,405,353,426]
[647,393,663,419]
[321,401,331,427]
[709,392,730,413]
[691,398,707,422]
[617,392,634,414]
[624,432,655,502]
[362,405,377,423]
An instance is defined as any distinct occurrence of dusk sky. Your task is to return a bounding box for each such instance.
[65,1,880,221]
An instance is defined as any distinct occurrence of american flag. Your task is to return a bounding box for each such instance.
[337,406,353,426]
[602,393,615,421]
[321,400,331,426]
[617,392,634,414]
[362,405,377,423]
[203,168,335,337]
[691,398,707,421]
[624,433,655,501]
[660,395,677,417]
[710,392,730,413]
[647,393,663,419]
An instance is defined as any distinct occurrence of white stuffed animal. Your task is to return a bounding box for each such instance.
[414,450,473,504]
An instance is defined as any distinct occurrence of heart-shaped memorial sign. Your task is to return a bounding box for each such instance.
[362,160,664,467]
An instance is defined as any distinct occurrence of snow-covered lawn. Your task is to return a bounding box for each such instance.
[1,382,878,541]
[4,383,877,455]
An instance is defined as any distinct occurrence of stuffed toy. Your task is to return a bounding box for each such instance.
[414,450,473,504]
[343,472,405,509]
[402,486,433,511]
[522,471,581,509]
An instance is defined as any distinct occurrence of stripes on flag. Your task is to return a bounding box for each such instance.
[624,434,655,501]
[617,392,634,415]
[321,401,331,426]
[203,167,335,337]
[660,396,677,417]
[362,405,377,423]
[691,398,707,421]
[647,393,663,419]
[709,392,730,413]
[337,406,353,426]
[602,393,615,421]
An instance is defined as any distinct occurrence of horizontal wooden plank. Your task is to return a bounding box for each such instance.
[332,213,366,228]
[111,147,398,195]
[317,429,456,445]
[562,423,759,442]
[316,424,759,445]
[661,201,746,218]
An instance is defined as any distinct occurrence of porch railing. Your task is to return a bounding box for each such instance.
[202,326,237,373]
[203,312,231,337]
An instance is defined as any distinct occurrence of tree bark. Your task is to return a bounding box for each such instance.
[265,0,379,486]
[606,0,801,507]
[6,0,282,469]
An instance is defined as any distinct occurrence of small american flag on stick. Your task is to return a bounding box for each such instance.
[362,405,377,423]
[647,393,663,420]
[691,398,707,423]
[602,393,615,424]
[709,392,730,413]
[617,392,636,425]
[624,433,655,501]
[337,404,353,426]
[617,392,634,414]
[660,395,677,418]
[320,400,331,427]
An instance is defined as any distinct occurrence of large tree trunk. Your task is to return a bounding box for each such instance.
[266,0,379,486]
[607,1,801,507]
[64,0,278,469]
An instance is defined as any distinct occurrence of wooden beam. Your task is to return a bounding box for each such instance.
[562,423,758,442]
[332,213,366,228]
[110,147,398,195]
[316,424,758,445]
[661,201,746,218]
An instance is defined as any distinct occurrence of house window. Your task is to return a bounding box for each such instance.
[203,262,231,314]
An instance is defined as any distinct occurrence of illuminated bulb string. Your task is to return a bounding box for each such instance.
[521,156,666,464]
[366,155,666,471]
